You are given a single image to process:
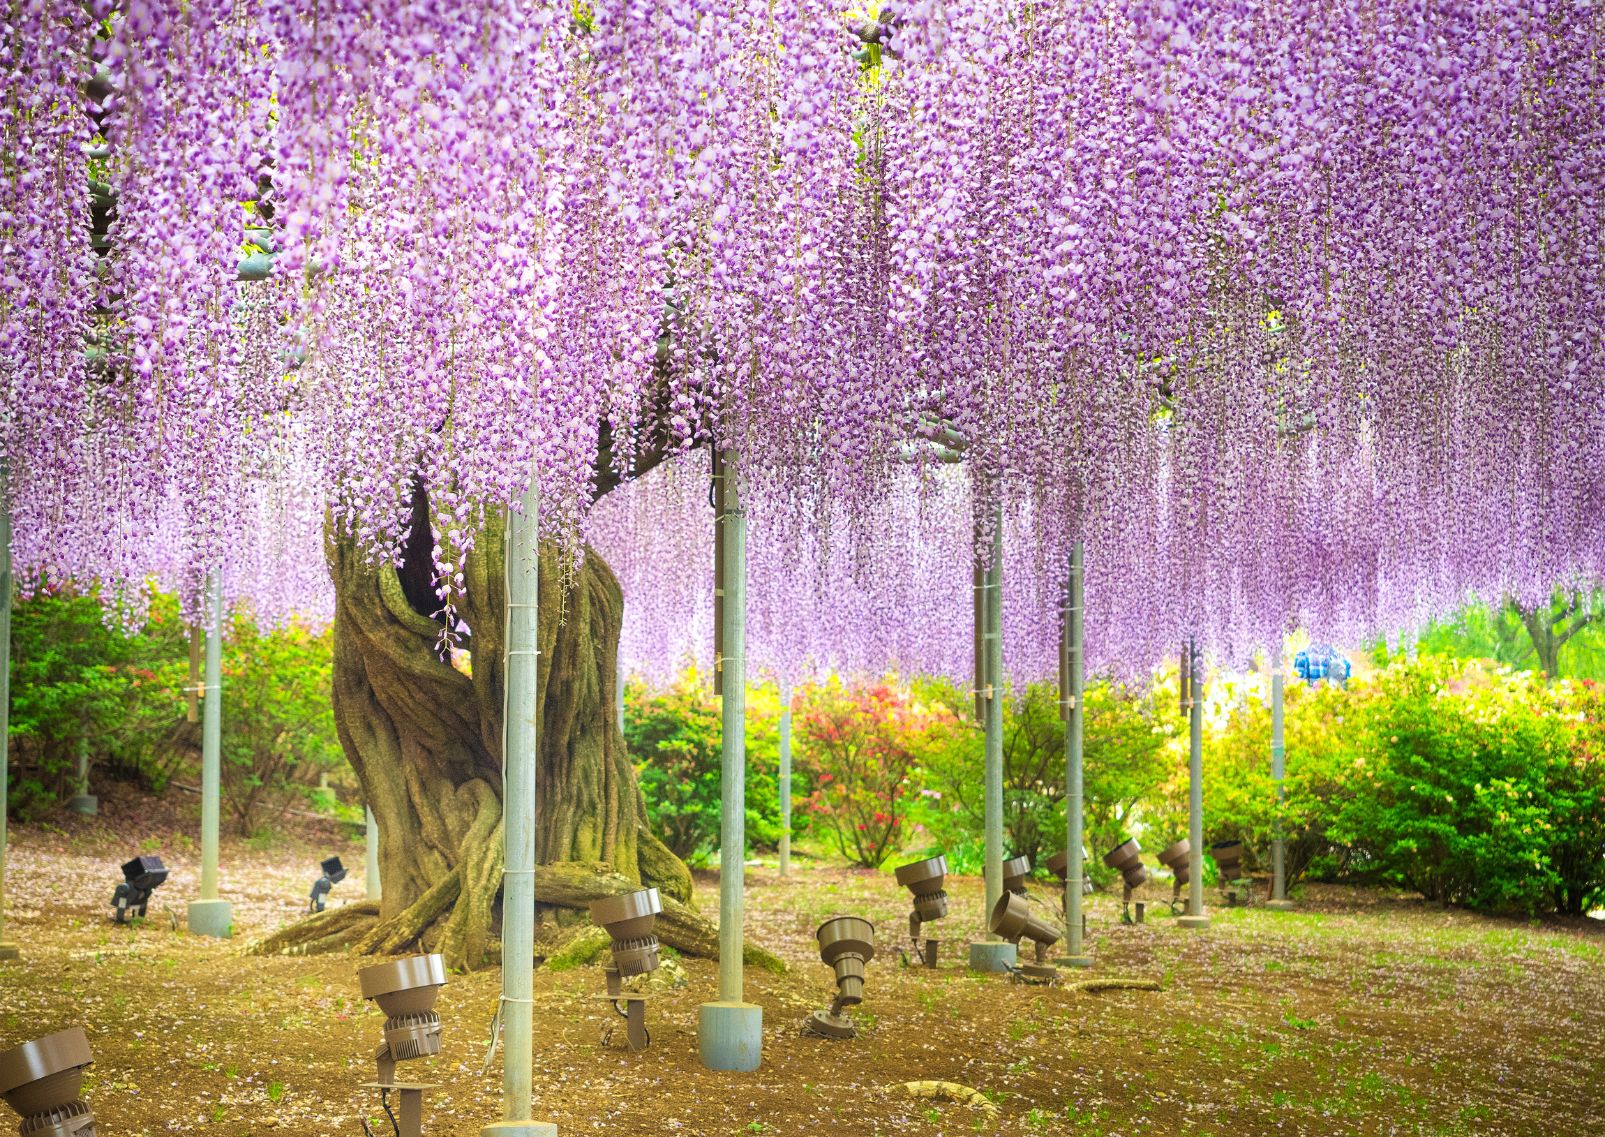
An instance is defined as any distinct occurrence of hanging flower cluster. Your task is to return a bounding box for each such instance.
[4,1,1602,671]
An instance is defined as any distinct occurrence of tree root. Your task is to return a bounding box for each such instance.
[248,859,785,974]
[1064,977,1163,994]
[248,903,381,957]
[891,1081,1000,1120]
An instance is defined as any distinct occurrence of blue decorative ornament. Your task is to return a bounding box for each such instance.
[1294,644,1351,687]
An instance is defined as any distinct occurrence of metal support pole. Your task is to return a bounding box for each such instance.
[969,504,1014,971]
[983,514,1004,925]
[698,450,762,1070]
[778,677,791,878]
[0,467,15,960]
[187,570,232,938]
[483,482,556,1137]
[1267,640,1293,910]
[365,806,382,902]
[1062,542,1091,966]
[1179,637,1210,929]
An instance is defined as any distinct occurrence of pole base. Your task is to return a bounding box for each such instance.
[1177,914,1211,930]
[967,942,1017,973]
[698,1001,763,1071]
[1053,954,1094,969]
[186,898,233,938]
[0,942,19,961]
[68,795,98,815]
[481,1124,558,1136]
[1264,899,1296,911]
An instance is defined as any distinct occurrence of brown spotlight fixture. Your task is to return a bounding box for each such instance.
[1157,840,1191,911]
[1002,855,1033,895]
[1102,839,1149,924]
[0,1028,96,1137]
[358,953,446,1137]
[805,916,876,1039]
[989,893,1060,982]
[894,855,948,968]
[588,888,663,1052]
[1211,841,1247,904]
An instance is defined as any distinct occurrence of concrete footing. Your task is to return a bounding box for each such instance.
[698,1001,763,1071]
[968,942,1017,973]
[0,942,19,961]
[68,794,98,815]
[186,898,233,938]
[1177,914,1211,930]
[480,1123,558,1136]
[1054,954,1095,969]
[1264,899,1296,911]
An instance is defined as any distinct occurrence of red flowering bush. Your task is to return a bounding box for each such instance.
[796,680,959,868]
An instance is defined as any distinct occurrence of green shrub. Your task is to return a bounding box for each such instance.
[624,669,783,865]
[216,610,345,836]
[796,679,953,868]
[7,587,347,831]
[910,677,1174,882]
[7,587,189,817]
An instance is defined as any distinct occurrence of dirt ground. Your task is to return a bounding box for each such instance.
[3,783,1603,1136]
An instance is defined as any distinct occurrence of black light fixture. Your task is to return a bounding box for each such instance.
[310,856,348,913]
[112,856,168,924]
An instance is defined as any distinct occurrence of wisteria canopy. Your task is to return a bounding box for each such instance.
[4,0,1602,681]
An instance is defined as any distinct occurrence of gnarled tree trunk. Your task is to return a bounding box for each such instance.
[257,490,699,971]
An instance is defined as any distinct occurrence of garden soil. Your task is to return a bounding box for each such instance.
[2,782,1602,1136]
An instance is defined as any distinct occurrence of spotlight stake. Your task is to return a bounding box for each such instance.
[588,888,663,1053]
[805,916,876,1039]
[358,954,446,1137]
[893,855,949,968]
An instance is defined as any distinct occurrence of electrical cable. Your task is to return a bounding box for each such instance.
[380,1087,401,1137]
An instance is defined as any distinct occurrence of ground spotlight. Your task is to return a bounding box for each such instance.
[1157,840,1191,910]
[588,888,662,1052]
[1102,839,1149,924]
[357,953,446,1137]
[805,916,876,1039]
[894,855,948,968]
[989,893,1060,983]
[111,856,168,924]
[309,856,347,913]
[0,1027,95,1137]
[1210,841,1246,903]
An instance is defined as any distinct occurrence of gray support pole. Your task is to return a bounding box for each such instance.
[1062,541,1091,966]
[1179,637,1210,929]
[698,450,762,1070]
[778,677,791,878]
[0,467,15,960]
[1267,640,1294,910]
[969,505,1015,971]
[365,806,382,902]
[187,570,233,937]
[483,482,556,1137]
[984,511,1005,919]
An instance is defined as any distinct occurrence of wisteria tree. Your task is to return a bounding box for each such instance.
[6,0,1603,967]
